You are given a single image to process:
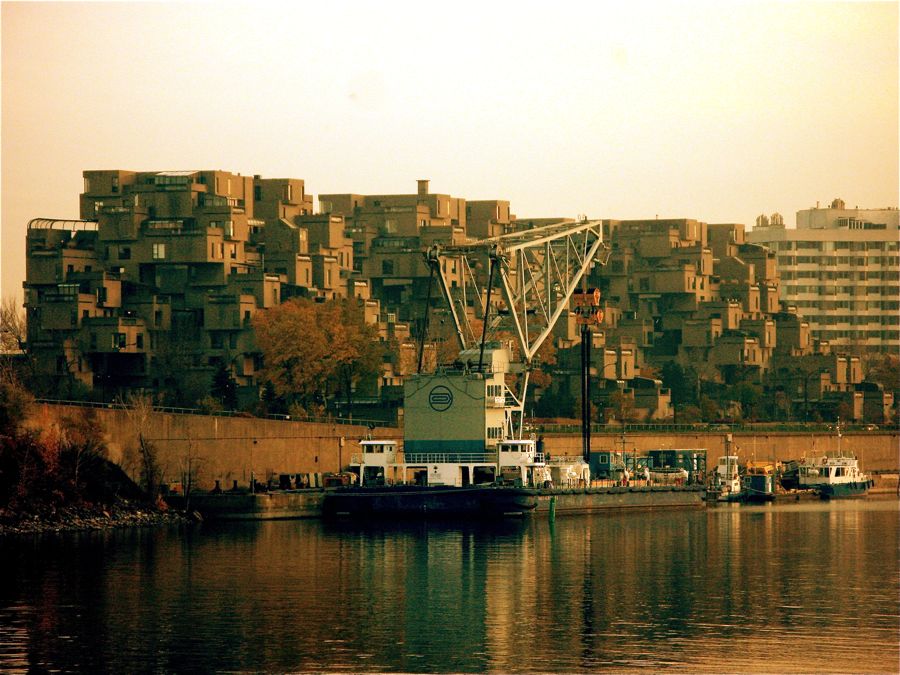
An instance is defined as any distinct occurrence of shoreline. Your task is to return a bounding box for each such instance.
[0,502,190,537]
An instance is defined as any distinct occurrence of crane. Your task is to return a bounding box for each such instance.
[417,218,609,441]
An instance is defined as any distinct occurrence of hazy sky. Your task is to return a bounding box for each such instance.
[2,1,897,303]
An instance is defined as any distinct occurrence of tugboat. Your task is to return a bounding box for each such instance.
[741,461,776,502]
[798,421,873,499]
[710,436,743,502]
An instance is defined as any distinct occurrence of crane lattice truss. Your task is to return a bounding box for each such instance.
[427,219,607,364]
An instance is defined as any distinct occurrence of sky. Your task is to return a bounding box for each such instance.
[2,1,898,303]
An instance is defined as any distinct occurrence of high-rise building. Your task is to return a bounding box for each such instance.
[747,199,900,353]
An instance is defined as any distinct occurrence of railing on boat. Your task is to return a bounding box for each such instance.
[351,451,549,465]
[403,452,499,464]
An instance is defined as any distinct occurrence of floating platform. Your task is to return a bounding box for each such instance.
[534,485,706,515]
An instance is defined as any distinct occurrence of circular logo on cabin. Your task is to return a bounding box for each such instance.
[428,385,454,412]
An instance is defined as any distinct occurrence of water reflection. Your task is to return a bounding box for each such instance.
[1,500,897,673]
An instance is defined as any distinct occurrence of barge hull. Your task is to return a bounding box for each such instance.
[322,486,537,519]
[534,486,706,515]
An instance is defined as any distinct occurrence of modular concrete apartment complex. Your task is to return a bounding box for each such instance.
[23,172,508,403]
[747,199,900,354]
[25,170,362,401]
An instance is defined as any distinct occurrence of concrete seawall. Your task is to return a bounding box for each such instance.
[30,403,898,491]
[30,403,399,491]
[542,430,899,474]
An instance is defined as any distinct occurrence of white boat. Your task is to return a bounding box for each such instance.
[798,453,873,498]
[713,454,743,501]
[798,420,873,499]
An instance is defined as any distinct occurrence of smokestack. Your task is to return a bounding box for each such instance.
[417,179,429,196]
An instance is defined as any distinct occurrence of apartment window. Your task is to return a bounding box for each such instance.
[136,334,144,349]
[111,333,127,349]
[111,176,119,193]
[230,244,237,259]
[152,243,166,260]
[286,184,293,201]
[382,260,394,275]
[84,177,91,192]
[155,310,163,326]
[119,246,131,260]
[254,185,262,201]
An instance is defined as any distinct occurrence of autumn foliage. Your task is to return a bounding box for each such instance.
[252,297,383,414]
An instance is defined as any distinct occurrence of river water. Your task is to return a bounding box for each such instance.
[1,499,897,674]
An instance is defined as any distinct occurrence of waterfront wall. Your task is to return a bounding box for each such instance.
[30,403,400,491]
[28,403,898,490]
[542,431,899,473]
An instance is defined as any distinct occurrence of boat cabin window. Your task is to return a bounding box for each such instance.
[365,445,384,454]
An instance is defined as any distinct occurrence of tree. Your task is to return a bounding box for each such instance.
[730,382,764,421]
[865,354,899,397]
[325,300,384,416]
[59,410,108,493]
[153,330,209,408]
[606,390,638,424]
[252,298,329,410]
[699,395,718,422]
[0,296,26,353]
[661,361,695,405]
[252,298,385,415]
[122,392,163,502]
[211,360,238,410]
[0,364,33,434]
